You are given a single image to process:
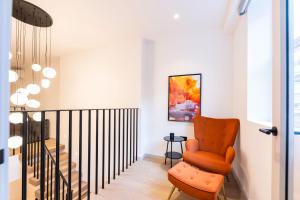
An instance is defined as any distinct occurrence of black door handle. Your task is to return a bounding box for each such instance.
[0,149,4,165]
[259,127,278,136]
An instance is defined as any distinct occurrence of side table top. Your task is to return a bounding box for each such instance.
[163,136,184,142]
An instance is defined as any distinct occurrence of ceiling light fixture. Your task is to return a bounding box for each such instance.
[173,13,180,20]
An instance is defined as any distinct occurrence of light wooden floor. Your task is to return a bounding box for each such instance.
[91,157,246,200]
[10,154,246,200]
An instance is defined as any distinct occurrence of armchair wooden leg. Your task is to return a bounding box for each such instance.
[168,186,176,200]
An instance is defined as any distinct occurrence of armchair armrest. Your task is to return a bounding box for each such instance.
[225,146,235,164]
[185,139,199,152]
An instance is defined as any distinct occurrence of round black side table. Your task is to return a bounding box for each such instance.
[163,136,184,167]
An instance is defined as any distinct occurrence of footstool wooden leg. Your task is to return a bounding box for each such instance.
[168,186,176,200]
[222,185,227,200]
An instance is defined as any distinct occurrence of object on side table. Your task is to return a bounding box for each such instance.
[170,133,174,141]
[183,116,239,176]
[163,135,184,167]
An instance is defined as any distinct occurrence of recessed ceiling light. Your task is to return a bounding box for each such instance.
[173,13,180,20]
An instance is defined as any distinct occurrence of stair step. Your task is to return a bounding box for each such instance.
[19,143,65,161]
[29,162,76,186]
[27,152,69,176]
[27,154,70,176]
[35,172,88,200]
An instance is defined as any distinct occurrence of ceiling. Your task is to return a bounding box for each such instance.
[12,0,229,56]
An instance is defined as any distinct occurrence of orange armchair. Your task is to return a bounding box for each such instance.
[183,116,239,176]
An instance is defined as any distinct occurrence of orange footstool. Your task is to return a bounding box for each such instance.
[167,162,225,200]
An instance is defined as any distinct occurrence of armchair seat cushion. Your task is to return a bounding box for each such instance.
[183,151,231,175]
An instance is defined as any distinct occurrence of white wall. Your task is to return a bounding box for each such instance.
[59,39,141,109]
[56,39,142,189]
[141,31,234,156]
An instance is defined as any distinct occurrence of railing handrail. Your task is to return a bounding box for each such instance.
[10,107,139,113]
[45,145,69,186]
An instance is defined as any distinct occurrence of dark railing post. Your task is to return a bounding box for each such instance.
[113,109,116,180]
[55,111,60,200]
[108,109,111,184]
[22,112,28,200]
[40,111,46,200]
[68,111,72,200]
[118,109,121,176]
[33,130,36,178]
[95,110,99,194]
[122,109,125,172]
[136,109,138,161]
[102,110,105,189]
[88,110,91,200]
[47,155,49,200]
[126,109,128,169]
[79,110,83,199]
[133,109,135,164]
[130,109,132,166]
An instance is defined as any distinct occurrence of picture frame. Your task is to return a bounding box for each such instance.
[168,73,202,122]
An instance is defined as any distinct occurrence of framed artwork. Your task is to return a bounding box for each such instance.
[168,74,202,122]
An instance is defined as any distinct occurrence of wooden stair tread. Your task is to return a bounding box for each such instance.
[29,162,76,186]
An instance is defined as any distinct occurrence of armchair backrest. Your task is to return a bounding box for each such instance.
[193,116,239,157]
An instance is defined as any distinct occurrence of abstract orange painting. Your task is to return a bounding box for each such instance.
[168,74,202,122]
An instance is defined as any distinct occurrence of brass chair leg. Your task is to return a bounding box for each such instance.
[222,185,227,200]
[168,186,176,200]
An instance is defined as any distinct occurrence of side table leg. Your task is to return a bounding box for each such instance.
[170,141,173,167]
[180,142,183,154]
[165,141,169,164]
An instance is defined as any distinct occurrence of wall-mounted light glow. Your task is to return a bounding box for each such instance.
[27,83,41,95]
[173,13,180,20]
[9,112,23,124]
[8,136,23,149]
[41,79,51,88]
[9,70,19,83]
[26,99,40,108]
[43,67,56,79]
[10,92,28,106]
[32,63,42,72]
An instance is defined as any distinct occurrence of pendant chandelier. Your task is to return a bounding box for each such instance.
[9,0,55,127]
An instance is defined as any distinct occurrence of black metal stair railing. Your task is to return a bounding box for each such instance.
[11,108,139,200]
[45,145,71,200]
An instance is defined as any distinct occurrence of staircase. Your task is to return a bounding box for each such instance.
[23,139,88,200]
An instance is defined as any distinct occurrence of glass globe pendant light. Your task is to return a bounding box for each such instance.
[42,67,56,79]
[9,70,19,83]
[9,52,12,60]
[26,99,40,108]
[8,136,23,149]
[26,83,41,95]
[32,63,42,72]
[9,112,23,124]
[10,92,28,106]
[41,78,50,88]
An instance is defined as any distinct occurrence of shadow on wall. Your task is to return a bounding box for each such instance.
[233,130,249,199]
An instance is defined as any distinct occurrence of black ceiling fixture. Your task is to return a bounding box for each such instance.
[12,0,53,27]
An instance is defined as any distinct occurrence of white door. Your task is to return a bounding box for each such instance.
[0,0,12,199]
[234,0,287,199]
